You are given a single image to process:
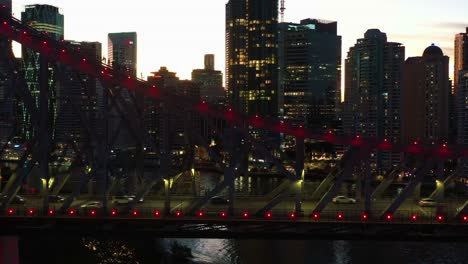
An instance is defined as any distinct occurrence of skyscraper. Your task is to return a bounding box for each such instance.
[278,18,341,129]
[457,70,468,178]
[108,32,137,76]
[55,41,102,144]
[402,44,450,144]
[192,54,224,104]
[454,28,468,95]
[226,0,278,117]
[344,29,404,171]
[21,4,64,139]
[108,32,137,149]
[0,0,14,142]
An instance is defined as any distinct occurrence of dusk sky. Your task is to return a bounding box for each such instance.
[11,0,468,83]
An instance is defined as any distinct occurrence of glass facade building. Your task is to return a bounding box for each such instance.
[278,19,341,130]
[226,0,278,117]
[21,4,64,139]
[192,54,224,104]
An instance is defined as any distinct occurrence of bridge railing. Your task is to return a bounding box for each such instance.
[2,205,467,225]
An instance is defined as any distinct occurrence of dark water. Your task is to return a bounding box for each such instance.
[19,237,468,264]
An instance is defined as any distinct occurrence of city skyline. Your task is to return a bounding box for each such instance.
[9,0,468,84]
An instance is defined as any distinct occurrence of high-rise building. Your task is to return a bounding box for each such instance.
[0,0,14,142]
[21,4,64,139]
[55,41,102,144]
[192,54,224,104]
[226,0,278,117]
[107,32,137,149]
[108,32,137,76]
[457,70,468,178]
[402,44,450,144]
[454,28,468,95]
[146,67,200,153]
[278,18,341,130]
[344,29,404,171]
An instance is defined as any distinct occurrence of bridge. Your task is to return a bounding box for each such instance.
[0,3,467,247]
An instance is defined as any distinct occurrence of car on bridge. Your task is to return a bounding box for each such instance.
[48,195,65,203]
[112,196,134,205]
[210,196,229,205]
[332,196,356,204]
[418,198,437,207]
[80,201,103,209]
[1,194,26,204]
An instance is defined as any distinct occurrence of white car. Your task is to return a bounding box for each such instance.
[80,201,103,209]
[332,195,356,204]
[112,195,134,205]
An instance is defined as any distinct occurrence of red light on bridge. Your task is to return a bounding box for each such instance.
[22,31,27,35]
[48,209,54,215]
[361,213,368,220]
[337,213,343,220]
[266,212,272,218]
[243,212,249,218]
[290,213,296,219]
[386,214,392,221]
[413,141,418,145]
[90,210,96,216]
[198,211,204,217]
[2,21,7,25]
[69,210,75,215]
[61,49,66,53]
[28,209,34,215]
[154,210,161,217]
[437,215,444,222]
[111,210,117,216]
[463,216,467,222]
[313,213,319,220]
[82,58,87,63]
[442,143,447,148]
[411,215,418,221]
[7,209,14,215]
[220,211,226,218]
[132,210,138,216]
[175,211,182,217]
[42,41,47,45]
[127,76,131,79]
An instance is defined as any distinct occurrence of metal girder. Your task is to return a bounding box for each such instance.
[380,158,434,218]
[371,162,405,200]
[310,167,342,200]
[59,167,97,212]
[310,147,365,214]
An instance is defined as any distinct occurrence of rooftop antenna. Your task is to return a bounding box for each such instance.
[280,0,285,22]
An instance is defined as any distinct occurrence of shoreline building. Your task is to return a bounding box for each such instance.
[344,29,405,172]
[226,0,278,118]
[21,4,64,139]
[278,18,341,130]
[402,44,450,145]
[192,54,224,104]
[457,71,468,179]
[55,41,102,145]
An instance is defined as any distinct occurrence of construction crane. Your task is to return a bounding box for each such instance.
[280,0,285,23]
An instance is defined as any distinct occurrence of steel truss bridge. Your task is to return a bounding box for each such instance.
[0,6,467,242]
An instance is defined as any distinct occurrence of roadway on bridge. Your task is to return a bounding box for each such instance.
[8,195,466,219]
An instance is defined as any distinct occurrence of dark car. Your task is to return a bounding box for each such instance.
[210,196,229,205]
[2,195,26,204]
[48,195,65,202]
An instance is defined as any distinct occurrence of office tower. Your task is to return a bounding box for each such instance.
[146,67,200,153]
[108,32,137,76]
[0,0,14,142]
[192,54,224,104]
[21,5,64,139]
[402,44,450,144]
[454,28,468,95]
[278,18,341,130]
[55,41,102,145]
[226,0,278,117]
[344,29,404,171]
[107,32,137,149]
[457,71,468,178]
